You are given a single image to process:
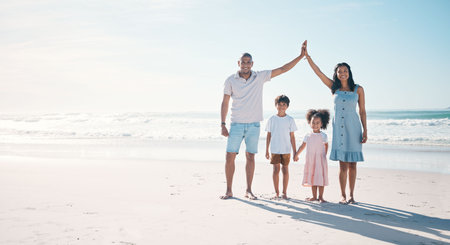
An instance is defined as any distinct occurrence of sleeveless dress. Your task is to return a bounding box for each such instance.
[302,132,329,187]
[329,85,364,162]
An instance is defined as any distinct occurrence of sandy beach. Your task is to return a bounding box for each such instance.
[0,142,449,245]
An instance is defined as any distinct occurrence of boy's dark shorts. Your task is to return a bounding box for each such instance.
[270,153,291,165]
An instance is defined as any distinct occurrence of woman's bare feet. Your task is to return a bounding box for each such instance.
[347,197,356,204]
[220,192,233,200]
[245,191,257,200]
[339,196,347,204]
[305,197,318,202]
[281,193,289,200]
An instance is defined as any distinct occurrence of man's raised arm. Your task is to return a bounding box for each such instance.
[271,40,307,79]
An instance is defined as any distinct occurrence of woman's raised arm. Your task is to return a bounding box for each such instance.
[304,43,333,89]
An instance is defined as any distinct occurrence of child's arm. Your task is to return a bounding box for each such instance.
[294,142,306,161]
[265,132,271,159]
[324,142,328,155]
[290,132,296,160]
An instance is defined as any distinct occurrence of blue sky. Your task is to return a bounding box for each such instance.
[1,0,449,113]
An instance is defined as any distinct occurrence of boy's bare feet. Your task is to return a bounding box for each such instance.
[270,193,280,200]
[347,197,356,204]
[220,192,233,200]
[245,191,257,200]
[305,197,318,202]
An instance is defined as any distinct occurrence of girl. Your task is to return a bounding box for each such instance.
[294,109,330,203]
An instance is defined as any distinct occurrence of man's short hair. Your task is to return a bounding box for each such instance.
[240,53,252,61]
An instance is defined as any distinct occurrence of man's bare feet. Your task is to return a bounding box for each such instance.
[305,197,318,202]
[245,191,257,200]
[319,198,327,203]
[339,196,347,204]
[347,197,356,204]
[220,192,233,200]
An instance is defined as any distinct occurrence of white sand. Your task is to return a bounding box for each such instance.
[0,154,449,245]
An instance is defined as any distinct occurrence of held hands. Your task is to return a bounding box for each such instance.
[294,152,299,162]
[302,40,310,59]
[300,40,307,58]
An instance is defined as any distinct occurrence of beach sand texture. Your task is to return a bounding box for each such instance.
[0,154,449,245]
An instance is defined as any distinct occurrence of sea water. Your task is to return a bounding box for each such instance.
[0,110,449,173]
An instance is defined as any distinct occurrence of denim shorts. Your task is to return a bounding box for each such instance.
[226,122,260,154]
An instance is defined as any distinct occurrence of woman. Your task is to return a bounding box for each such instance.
[303,42,367,204]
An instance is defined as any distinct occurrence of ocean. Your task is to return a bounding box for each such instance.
[0,110,449,173]
[1,110,449,147]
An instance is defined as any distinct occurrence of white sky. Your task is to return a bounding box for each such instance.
[1,0,449,113]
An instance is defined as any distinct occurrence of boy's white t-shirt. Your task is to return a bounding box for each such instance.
[303,132,328,143]
[265,114,297,154]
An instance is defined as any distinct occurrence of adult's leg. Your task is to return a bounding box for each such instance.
[281,165,289,199]
[220,152,237,199]
[245,152,257,200]
[272,164,281,198]
[348,162,357,204]
[339,161,349,204]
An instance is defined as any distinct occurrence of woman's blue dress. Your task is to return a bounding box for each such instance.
[329,84,364,162]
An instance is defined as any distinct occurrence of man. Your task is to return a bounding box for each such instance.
[220,41,306,200]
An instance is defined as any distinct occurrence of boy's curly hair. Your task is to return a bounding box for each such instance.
[306,109,330,130]
[274,95,290,106]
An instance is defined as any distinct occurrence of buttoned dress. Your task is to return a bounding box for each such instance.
[329,85,364,162]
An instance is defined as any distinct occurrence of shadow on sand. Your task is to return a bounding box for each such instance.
[233,197,450,244]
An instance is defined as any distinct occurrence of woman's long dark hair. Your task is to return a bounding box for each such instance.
[331,62,356,94]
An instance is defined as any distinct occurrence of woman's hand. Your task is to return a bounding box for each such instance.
[265,151,270,160]
[361,131,368,143]
[301,40,308,58]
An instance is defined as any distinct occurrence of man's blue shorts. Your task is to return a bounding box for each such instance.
[226,122,260,154]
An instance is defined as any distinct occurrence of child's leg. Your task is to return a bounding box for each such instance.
[272,164,281,197]
[281,164,289,199]
[318,186,327,203]
[306,186,318,201]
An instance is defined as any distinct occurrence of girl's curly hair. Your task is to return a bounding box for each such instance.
[306,109,330,130]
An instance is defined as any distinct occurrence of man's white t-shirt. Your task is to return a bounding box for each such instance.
[265,114,297,154]
[223,70,272,123]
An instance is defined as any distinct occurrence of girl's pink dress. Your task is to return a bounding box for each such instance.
[302,133,329,187]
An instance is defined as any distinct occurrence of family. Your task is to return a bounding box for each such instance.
[220,41,367,204]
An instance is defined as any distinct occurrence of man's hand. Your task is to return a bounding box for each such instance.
[265,151,270,160]
[221,126,229,137]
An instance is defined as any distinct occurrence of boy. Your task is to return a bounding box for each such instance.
[265,95,297,199]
